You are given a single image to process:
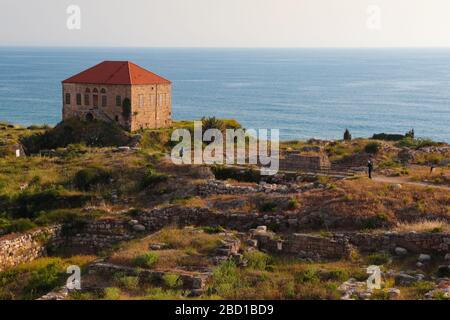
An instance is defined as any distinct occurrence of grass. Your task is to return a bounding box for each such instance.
[0,255,96,300]
[109,227,224,269]
[393,220,450,233]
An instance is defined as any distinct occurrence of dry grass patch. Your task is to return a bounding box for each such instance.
[393,219,450,233]
[108,227,224,269]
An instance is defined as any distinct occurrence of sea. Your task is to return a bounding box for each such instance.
[0,47,449,142]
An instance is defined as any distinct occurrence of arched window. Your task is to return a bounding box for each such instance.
[93,88,98,93]
[101,88,106,94]
[85,88,91,93]
[84,93,90,105]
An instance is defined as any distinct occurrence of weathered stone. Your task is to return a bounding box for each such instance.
[132,224,146,232]
[418,254,431,262]
[395,247,408,255]
[387,288,401,299]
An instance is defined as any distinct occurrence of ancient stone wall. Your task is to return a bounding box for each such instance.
[0,226,61,271]
[346,232,450,254]
[254,231,353,259]
[280,151,331,171]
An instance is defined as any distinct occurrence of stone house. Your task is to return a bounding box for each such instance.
[62,61,172,131]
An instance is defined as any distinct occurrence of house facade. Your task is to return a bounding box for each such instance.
[62,61,172,131]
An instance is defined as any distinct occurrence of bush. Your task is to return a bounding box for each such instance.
[199,225,225,234]
[162,273,182,289]
[6,218,37,233]
[397,137,441,149]
[367,252,390,265]
[211,166,261,183]
[115,275,139,290]
[23,263,62,297]
[259,201,278,212]
[243,251,272,270]
[208,260,240,297]
[103,287,121,300]
[294,269,320,283]
[364,142,381,154]
[140,168,168,189]
[133,252,159,268]
[73,167,112,191]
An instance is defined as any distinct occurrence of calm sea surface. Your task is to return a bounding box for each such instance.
[0,47,449,141]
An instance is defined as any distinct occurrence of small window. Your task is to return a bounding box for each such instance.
[102,95,107,107]
[76,94,82,105]
[93,95,98,107]
[138,94,144,107]
[93,88,98,93]
[85,88,91,93]
[84,94,90,106]
[116,95,121,107]
[65,93,71,104]
[101,88,106,94]
[158,94,163,107]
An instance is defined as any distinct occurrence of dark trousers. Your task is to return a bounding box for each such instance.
[368,170,372,179]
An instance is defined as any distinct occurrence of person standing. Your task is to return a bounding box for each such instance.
[368,160,374,179]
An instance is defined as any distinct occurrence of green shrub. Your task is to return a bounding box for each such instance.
[140,168,168,189]
[243,251,272,270]
[199,225,225,234]
[6,218,37,233]
[364,142,381,154]
[73,167,112,191]
[23,263,62,298]
[372,133,405,141]
[287,198,299,210]
[115,275,139,290]
[211,166,261,183]
[162,273,182,289]
[367,252,390,265]
[295,269,320,283]
[103,287,121,300]
[259,201,278,212]
[208,260,240,297]
[133,252,159,268]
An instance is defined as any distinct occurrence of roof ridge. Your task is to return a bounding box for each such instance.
[127,61,133,85]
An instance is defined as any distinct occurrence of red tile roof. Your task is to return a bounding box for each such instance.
[62,61,171,85]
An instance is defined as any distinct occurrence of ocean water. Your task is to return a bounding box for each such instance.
[0,47,449,142]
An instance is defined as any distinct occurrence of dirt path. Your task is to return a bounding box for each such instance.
[372,175,450,190]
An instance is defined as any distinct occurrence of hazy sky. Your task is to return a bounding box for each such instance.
[1,0,450,47]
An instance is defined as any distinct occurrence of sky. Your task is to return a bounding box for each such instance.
[1,0,450,47]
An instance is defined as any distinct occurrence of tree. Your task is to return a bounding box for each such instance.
[405,129,415,140]
[343,128,352,141]
[122,98,131,120]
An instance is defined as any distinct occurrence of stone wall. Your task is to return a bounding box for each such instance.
[197,180,307,196]
[253,229,353,260]
[347,232,450,254]
[280,151,331,171]
[0,226,61,271]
